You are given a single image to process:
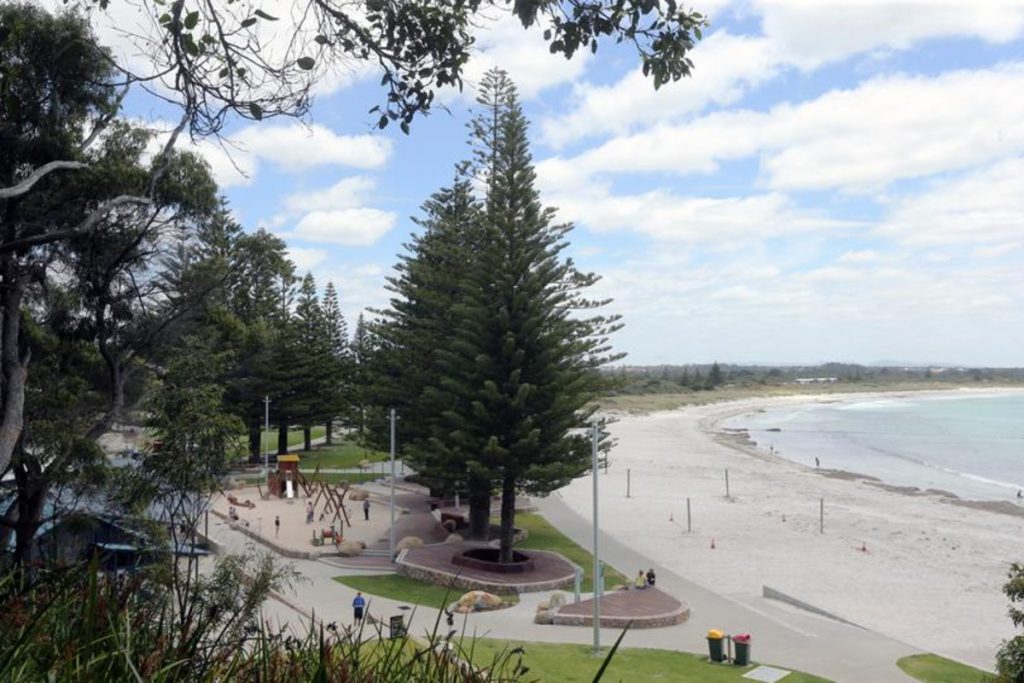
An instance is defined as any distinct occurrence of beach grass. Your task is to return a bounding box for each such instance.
[333,574,518,610]
[512,513,628,592]
[897,654,994,682]
[461,639,832,682]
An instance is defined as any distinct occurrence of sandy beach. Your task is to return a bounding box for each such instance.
[557,390,1024,670]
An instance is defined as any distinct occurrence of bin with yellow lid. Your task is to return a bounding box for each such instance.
[706,629,726,662]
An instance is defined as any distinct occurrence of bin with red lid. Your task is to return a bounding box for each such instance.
[733,633,752,666]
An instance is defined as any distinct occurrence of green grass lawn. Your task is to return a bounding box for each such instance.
[512,513,627,592]
[334,574,518,610]
[461,639,831,682]
[296,440,389,469]
[897,654,994,682]
[287,426,326,447]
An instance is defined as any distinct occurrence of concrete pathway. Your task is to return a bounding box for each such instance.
[207,490,919,682]
[533,494,919,682]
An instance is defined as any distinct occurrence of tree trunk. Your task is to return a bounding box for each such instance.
[248,422,261,460]
[498,476,516,564]
[303,426,311,451]
[277,422,288,455]
[11,452,46,581]
[467,476,492,540]
[0,261,29,476]
[325,419,333,445]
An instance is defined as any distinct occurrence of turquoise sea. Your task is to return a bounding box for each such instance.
[722,391,1024,501]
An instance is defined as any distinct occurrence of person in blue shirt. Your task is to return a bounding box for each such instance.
[352,592,366,622]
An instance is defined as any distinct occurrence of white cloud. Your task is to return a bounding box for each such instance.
[460,13,593,99]
[878,157,1024,246]
[541,2,1024,146]
[542,31,781,145]
[754,0,1024,69]
[838,250,881,264]
[284,176,376,213]
[234,124,392,171]
[541,63,1024,192]
[549,185,855,243]
[286,246,329,273]
[292,208,396,246]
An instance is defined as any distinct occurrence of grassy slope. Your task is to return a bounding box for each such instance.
[897,654,994,682]
[463,639,832,683]
[513,513,628,593]
[333,575,517,610]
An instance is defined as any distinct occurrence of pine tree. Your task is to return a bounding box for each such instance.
[375,177,484,501]
[705,361,723,390]
[432,68,622,559]
[292,273,332,450]
[321,282,352,444]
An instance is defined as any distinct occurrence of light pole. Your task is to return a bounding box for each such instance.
[592,420,601,655]
[263,396,270,481]
[389,408,397,561]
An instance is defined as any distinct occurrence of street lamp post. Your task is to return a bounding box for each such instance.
[592,420,600,655]
[263,397,270,481]
[389,408,397,561]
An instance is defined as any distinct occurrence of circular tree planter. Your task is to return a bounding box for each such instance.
[452,547,536,574]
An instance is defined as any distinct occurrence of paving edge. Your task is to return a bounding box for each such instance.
[762,585,863,628]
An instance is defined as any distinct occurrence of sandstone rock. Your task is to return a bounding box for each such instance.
[548,592,567,608]
[395,536,423,551]
[444,533,463,544]
[337,541,363,557]
[534,609,553,625]
[348,489,369,501]
[454,590,504,613]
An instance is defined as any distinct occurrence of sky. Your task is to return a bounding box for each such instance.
[68,0,1024,367]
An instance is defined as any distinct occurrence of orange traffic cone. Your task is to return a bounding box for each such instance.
[710,538,716,550]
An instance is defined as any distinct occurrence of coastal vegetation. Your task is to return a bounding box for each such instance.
[0,2,708,680]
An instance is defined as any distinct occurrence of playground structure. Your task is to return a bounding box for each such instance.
[255,457,354,531]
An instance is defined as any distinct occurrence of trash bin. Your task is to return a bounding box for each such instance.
[707,628,726,662]
[733,633,751,666]
[389,614,406,639]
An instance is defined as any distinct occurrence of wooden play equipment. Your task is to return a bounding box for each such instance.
[312,479,352,529]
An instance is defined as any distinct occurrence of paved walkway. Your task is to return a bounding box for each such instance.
[534,494,918,682]
[207,489,919,682]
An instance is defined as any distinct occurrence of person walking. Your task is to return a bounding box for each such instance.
[352,591,366,623]
[363,499,371,521]
[306,502,314,524]
[274,515,280,538]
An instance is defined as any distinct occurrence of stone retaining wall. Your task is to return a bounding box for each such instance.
[395,548,575,594]
[551,601,690,629]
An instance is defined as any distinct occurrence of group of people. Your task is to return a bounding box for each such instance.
[634,568,656,589]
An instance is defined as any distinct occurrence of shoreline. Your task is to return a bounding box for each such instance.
[560,390,1024,669]
[701,388,1024,517]
[700,389,1024,518]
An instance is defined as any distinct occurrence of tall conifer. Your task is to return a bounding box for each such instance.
[434,68,622,559]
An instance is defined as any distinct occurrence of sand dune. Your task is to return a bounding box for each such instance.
[557,392,1024,670]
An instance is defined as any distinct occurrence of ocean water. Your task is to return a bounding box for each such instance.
[722,392,1024,501]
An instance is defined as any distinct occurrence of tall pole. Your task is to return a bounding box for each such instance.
[263,397,270,481]
[592,421,600,654]
[389,408,397,560]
